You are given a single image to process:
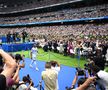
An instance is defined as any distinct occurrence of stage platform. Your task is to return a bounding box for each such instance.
[2,42,35,52]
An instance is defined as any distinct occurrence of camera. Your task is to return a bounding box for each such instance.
[65,86,73,90]
[76,67,85,76]
[84,63,90,70]
[84,63,93,75]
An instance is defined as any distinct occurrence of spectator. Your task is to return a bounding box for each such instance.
[30,82,38,90]
[89,49,106,71]
[41,62,58,90]
[63,41,68,56]
[15,54,25,68]
[50,60,61,90]
[17,75,33,90]
[0,49,17,90]
[43,41,48,52]
[6,65,20,89]
[68,72,96,90]
[58,41,64,54]
[90,64,108,90]
[105,49,108,65]
[53,40,58,53]
[48,41,52,51]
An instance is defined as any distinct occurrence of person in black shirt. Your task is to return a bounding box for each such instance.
[53,40,58,53]
[63,41,68,56]
[22,30,27,43]
[7,31,11,44]
[12,31,18,43]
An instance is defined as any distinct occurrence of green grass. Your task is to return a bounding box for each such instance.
[13,48,108,71]
[13,48,87,68]
[104,67,108,72]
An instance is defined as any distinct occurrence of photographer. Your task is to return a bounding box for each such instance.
[93,49,106,70]
[41,62,58,90]
[17,75,33,90]
[15,54,25,68]
[0,49,17,90]
[30,82,38,90]
[90,64,108,90]
[66,70,96,90]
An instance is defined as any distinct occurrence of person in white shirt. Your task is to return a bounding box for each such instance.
[50,61,60,90]
[30,86,38,90]
[29,44,39,71]
[30,82,38,90]
[105,49,108,65]
[42,62,58,90]
[97,70,108,89]
[90,64,108,90]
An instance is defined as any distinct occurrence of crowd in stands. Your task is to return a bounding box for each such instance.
[0,4,108,24]
[0,24,107,41]
[0,23,108,61]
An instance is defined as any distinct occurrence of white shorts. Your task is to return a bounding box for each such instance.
[32,54,36,60]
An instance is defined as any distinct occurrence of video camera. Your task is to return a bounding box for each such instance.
[65,86,73,90]
[84,60,96,75]
[76,67,85,76]
[84,63,91,70]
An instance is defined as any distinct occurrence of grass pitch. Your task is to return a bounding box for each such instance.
[14,48,87,68]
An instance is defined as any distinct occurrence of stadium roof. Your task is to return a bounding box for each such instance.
[0,0,107,15]
[0,0,107,6]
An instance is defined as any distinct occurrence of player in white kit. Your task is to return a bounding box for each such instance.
[30,44,39,71]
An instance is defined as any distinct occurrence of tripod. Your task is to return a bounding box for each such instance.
[35,80,44,90]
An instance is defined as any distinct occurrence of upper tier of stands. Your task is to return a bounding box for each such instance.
[0,4,108,24]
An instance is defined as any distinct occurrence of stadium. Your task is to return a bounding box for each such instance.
[0,0,108,90]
